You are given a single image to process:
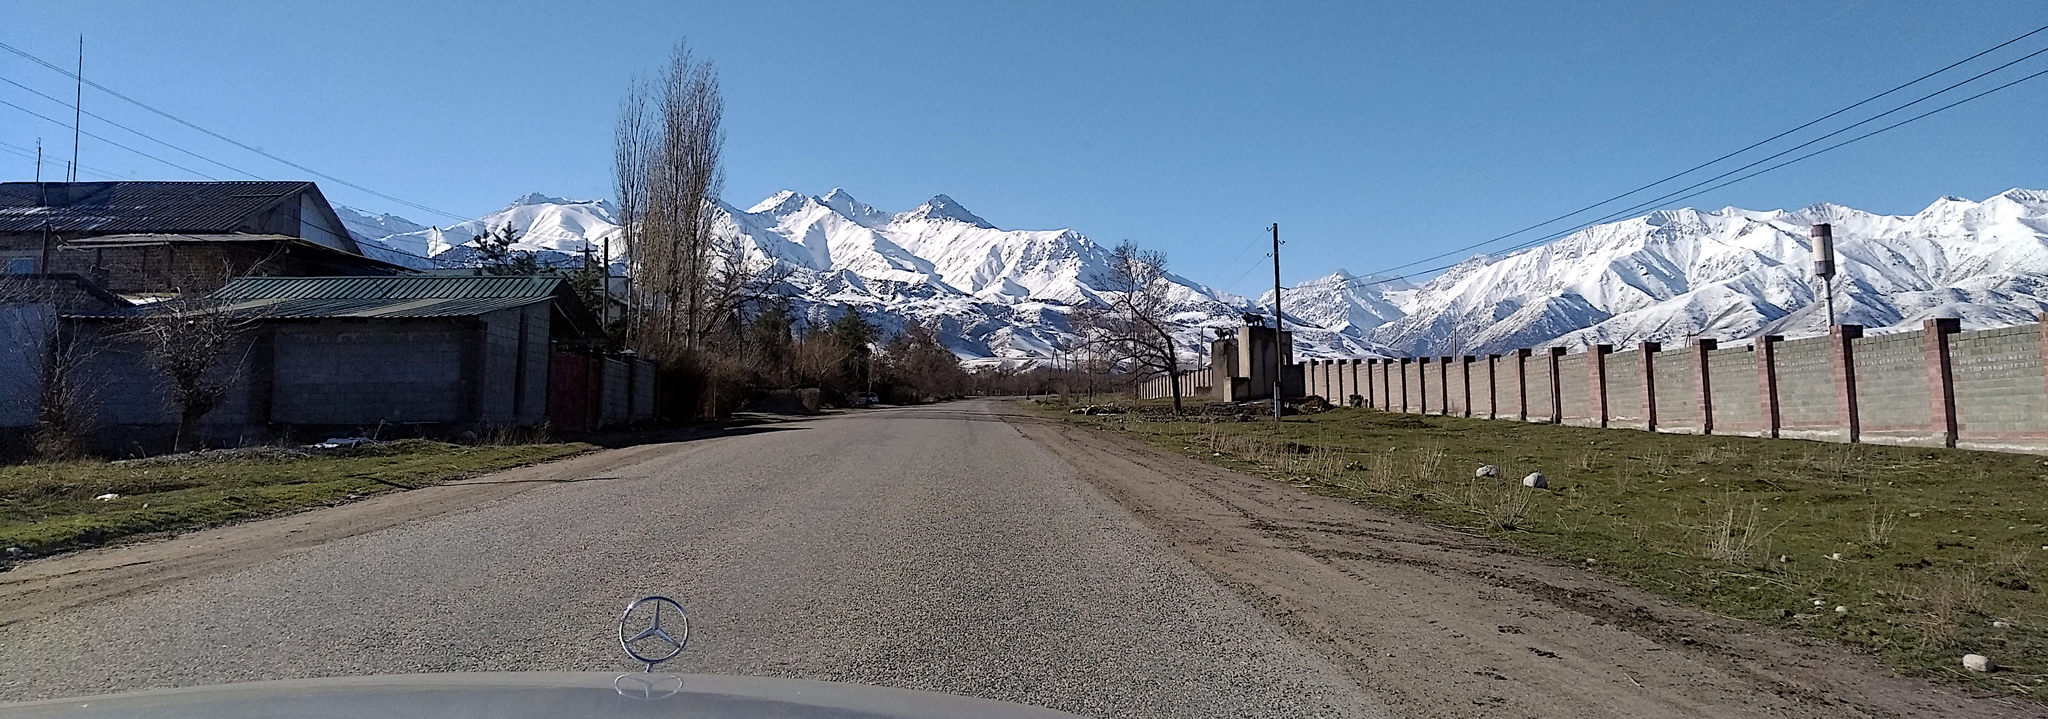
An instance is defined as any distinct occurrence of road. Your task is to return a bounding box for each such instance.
[0,402,1386,718]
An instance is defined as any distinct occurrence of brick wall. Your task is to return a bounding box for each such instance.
[1527,352,1558,423]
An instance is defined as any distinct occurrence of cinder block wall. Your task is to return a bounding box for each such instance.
[1852,330,1935,447]
[1491,355,1520,420]
[1607,350,1647,429]
[273,320,465,426]
[1706,346,1762,435]
[1654,348,1701,433]
[1334,316,2048,456]
[1558,353,1593,427]
[1527,355,1557,423]
[1773,336,1842,442]
[1952,325,2048,452]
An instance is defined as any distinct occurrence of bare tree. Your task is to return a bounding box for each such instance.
[1,276,102,460]
[1074,240,1187,414]
[618,41,733,362]
[122,295,263,452]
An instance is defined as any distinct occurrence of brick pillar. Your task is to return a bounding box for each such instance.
[1366,359,1378,408]
[1399,358,1411,413]
[1640,342,1660,431]
[1437,357,1452,416]
[1515,348,1532,421]
[1461,356,1476,418]
[1591,344,1613,428]
[1923,318,1961,448]
[1417,357,1431,414]
[1757,335,1782,438]
[1832,324,1864,444]
[1695,339,1717,435]
[1547,347,1566,424]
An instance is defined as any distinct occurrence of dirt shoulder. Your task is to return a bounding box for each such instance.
[1000,407,2037,719]
[0,440,694,627]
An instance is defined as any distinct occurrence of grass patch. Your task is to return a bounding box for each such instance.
[1032,398,2048,697]
[1,439,591,558]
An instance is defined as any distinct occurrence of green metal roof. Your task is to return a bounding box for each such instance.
[211,275,566,302]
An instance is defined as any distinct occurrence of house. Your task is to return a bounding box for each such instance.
[0,181,405,294]
[47,274,654,455]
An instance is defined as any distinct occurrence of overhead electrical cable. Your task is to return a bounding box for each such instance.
[1287,24,2048,294]
[0,39,470,223]
[0,74,264,179]
[1289,60,2048,297]
[0,97,221,179]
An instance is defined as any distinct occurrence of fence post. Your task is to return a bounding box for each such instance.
[1640,342,1660,431]
[1923,318,1961,448]
[1757,335,1783,438]
[1399,358,1412,413]
[1695,339,1717,435]
[1832,324,1864,444]
[1461,356,1476,417]
[1591,344,1613,428]
[1515,348,1532,421]
[1547,347,1566,424]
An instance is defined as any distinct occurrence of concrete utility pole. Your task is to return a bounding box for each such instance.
[69,36,82,182]
[1270,223,1283,422]
[1811,223,1837,327]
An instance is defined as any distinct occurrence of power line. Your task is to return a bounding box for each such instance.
[0,74,265,179]
[0,97,221,179]
[1294,22,2048,292]
[1315,59,2048,298]
[0,39,470,223]
[1292,24,2048,294]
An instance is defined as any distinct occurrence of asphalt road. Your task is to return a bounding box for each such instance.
[0,401,1385,718]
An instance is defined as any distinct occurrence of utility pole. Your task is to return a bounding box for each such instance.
[1811,223,1837,327]
[1270,223,1283,422]
[69,36,82,182]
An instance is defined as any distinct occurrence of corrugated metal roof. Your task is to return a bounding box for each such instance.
[0,182,314,234]
[64,275,571,320]
[222,295,553,318]
[211,275,565,301]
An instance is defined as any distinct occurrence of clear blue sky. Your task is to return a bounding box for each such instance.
[6,1,2044,297]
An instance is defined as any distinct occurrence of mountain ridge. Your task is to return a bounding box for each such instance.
[342,188,2048,366]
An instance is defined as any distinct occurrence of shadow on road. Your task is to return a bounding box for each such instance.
[557,423,808,450]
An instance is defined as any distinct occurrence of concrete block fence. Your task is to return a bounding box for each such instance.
[1138,316,2048,454]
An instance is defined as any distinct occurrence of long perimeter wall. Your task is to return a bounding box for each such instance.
[1221,317,2048,454]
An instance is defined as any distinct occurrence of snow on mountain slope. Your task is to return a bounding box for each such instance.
[1281,189,2048,357]
[342,188,2048,367]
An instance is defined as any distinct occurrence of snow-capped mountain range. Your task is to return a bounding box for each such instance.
[342,188,2048,365]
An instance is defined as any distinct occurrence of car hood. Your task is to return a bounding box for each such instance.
[0,672,1087,719]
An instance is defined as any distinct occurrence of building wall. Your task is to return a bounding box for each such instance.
[477,304,551,426]
[1952,325,2048,452]
[0,304,55,429]
[272,319,466,427]
[1852,330,1936,446]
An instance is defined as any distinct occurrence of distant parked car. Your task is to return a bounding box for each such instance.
[851,392,880,407]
